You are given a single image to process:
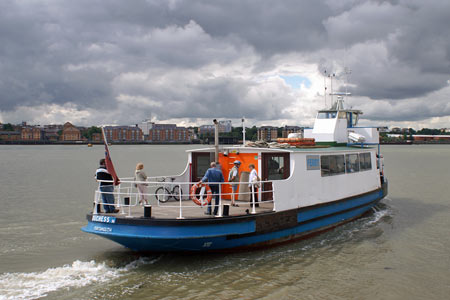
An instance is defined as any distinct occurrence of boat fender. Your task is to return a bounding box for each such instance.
[190,183,212,206]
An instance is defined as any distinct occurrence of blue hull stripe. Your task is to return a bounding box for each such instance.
[81,188,385,251]
[82,220,255,239]
[298,189,383,223]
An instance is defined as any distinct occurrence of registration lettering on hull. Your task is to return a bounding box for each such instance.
[92,215,116,224]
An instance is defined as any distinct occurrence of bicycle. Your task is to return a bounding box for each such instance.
[155,177,182,203]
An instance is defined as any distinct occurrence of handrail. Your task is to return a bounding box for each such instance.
[93,178,275,218]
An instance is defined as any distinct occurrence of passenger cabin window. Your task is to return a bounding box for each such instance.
[320,155,345,176]
[321,152,371,177]
[345,154,360,173]
[359,152,372,171]
[320,155,330,176]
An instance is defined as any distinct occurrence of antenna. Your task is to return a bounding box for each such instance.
[344,67,352,101]
[329,73,336,106]
[323,70,327,108]
[242,117,245,146]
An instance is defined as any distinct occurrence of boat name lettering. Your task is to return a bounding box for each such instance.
[92,215,116,224]
[306,155,320,170]
[93,226,112,232]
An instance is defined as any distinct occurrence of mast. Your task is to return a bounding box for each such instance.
[329,73,336,107]
[323,70,327,108]
[213,119,219,162]
[242,117,246,146]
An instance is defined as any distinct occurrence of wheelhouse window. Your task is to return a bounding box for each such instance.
[317,112,337,119]
[359,152,372,171]
[345,154,360,173]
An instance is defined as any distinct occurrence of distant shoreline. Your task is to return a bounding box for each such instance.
[1,140,449,145]
[0,141,197,145]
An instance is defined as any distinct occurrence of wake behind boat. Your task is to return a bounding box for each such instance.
[82,97,387,252]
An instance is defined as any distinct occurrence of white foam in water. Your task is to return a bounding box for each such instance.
[0,258,153,300]
[367,206,390,225]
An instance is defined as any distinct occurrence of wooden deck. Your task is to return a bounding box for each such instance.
[101,199,274,219]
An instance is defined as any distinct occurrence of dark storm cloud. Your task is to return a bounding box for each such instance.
[0,0,449,125]
[323,0,450,101]
[171,0,331,55]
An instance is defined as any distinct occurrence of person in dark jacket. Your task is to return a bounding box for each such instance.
[200,162,224,215]
[95,158,119,213]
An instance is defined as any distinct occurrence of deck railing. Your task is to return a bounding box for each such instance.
[93,177,275,219]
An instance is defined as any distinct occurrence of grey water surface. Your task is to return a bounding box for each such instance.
[0,144,449,300]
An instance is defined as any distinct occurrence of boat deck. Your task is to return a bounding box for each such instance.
[99,199,274,219]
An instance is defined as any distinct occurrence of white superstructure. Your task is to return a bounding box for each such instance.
[304,97,380,144]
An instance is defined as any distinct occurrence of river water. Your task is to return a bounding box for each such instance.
[0,144,449,300]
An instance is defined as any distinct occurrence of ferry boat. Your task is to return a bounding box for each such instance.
[82,97,387,252]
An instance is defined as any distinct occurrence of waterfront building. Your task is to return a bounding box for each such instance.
[42,125,62,142]
[281,126,303,138]
[61,122,81,141]
[138,120,154,140]
[198,125,214,136]
[188,128,198,140]
[147,124,190,142]
[91,133,102,142]
[0,131,21,141]
[198,120,232,135]
[21,127,42,141]
[103,125,143,142]
[219,120,232,133]
[412,135,450,142]
[257,126,278,141]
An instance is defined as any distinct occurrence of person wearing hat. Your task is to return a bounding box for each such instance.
[228,160,241,206]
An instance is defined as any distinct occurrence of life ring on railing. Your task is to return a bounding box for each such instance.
[190,183,212,206]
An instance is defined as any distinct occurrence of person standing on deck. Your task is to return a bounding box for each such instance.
[95,158,119,213]
[134,162,149,205]
[200,162,224,215]
[248,164,259,208]
[228,160,241,206]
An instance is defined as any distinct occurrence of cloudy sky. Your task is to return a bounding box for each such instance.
[0,0,449,129]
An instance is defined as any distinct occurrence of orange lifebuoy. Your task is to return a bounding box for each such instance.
[190,183,212,206]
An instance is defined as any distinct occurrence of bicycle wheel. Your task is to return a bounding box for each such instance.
[172,185,182,201]
[155,187,170,203]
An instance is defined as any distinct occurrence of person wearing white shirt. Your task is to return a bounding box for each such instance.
[248,164,259,207]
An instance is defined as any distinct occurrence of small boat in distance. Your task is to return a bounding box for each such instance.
[82,97,387,252]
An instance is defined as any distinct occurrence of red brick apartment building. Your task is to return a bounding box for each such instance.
[147,124,190,142]
[0,131,21,141]
[413,135,450,142]
[21,127,42,140]
[103,125,143,142]
[257,126,278,141]
[281,126,303,138]
[61,122,81,141]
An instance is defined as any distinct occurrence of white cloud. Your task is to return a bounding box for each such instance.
[1,0,449,130]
